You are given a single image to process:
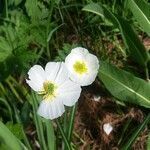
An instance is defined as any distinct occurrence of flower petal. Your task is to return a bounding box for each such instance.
[26,65,45,91]
[45,62,61,81]
[45,62,69,85]
[71,71,98,86]
[58,80,81,106]
[54,63,69,85]
[86,53,99,71]
[26,80,42,92]
[37,98,65,119]
[71,47,89,56]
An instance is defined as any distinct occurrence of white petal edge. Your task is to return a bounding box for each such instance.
[37,98,65,120]
[26,80,42,92]
[45,62,61,81]
[69,71,98,86]
[54,63,69,85]
[86,53,99,71]
[71,47,89,56]
[26,65,45,91]
[58,80,81,106]
[45,62,69,85]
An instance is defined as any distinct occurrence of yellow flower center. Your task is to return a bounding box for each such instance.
[39,81,57,100]
[73,61,88,75]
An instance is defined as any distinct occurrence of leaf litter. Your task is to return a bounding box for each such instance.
[73,80,149,150]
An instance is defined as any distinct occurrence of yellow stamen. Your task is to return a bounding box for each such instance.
[73,61,88,75]
[39,81,57,100]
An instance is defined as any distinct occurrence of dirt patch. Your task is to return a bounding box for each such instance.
[73,81,148,150]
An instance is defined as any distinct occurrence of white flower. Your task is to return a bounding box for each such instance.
[65,47,99,86]
[103,123,113,135]
[26,62,81,119]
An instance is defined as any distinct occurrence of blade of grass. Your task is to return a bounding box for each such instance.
[46,23,64,59]
[73,131,85,145]
[63,111,68,149]
[31,92,47,150]
[56,119,72,150]
[145,65,149,82]
[118,118,132,145]
[67,104,77,141]
[4,0,8,18]
[11,102,32,150]
[0,97,13,121]
[47,23,65,43]
[6,78,23,103]
[121,113,150,150]
[147,133,150,150]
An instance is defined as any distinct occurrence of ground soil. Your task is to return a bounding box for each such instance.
[73,80,149,150]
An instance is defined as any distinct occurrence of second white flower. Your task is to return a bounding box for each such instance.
[65,47,99,86]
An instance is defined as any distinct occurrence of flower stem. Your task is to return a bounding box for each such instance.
[45,119,56,150]
[67,104,77,141]
[56,119,72,150]
[4,0,8,18]
[32,93,47,150]
[145,66,149,82]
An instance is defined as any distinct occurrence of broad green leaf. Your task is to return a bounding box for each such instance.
[14,0,22,6]
[83,3,104,18]
[0,37,12,62]
[8,0,22,6]
[125,0,150,36]
[83,3,149,67]
[25,0,48,23]
[116,16,149,67]
[25,0,41,21]
[99,61,150,108]
[0,121,23,150]
[6,122,24,140]
[83,3,118,26]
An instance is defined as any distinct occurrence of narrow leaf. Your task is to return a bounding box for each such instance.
[45,119,56,150]
[116,16,149,66]
[47,23,64,42]
[83,3,149,67]
[121,113,150,150]
[147,133,150,150]
[125,0,150,36]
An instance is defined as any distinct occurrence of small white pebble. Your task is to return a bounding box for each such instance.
[103,123,113,135]
[93,95,101,101]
